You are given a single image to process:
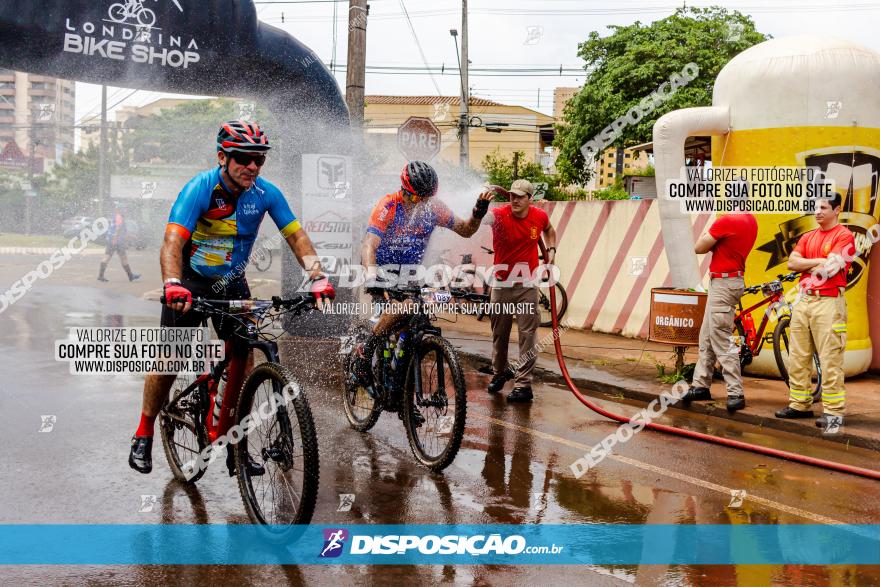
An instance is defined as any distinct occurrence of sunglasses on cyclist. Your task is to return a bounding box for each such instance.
[229,151,267,167]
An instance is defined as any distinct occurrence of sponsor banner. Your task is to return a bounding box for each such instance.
[301,154,354,274]
[0,525,878,565]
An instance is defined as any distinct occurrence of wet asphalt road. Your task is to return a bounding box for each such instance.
[1,251,879,586]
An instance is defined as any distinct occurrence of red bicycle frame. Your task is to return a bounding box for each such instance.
[735,289,787,355]
[199,340,248,442]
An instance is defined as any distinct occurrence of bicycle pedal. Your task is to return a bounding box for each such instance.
[338,335,355,355]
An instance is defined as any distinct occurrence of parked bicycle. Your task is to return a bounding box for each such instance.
[734,272,822,401]
[340,287,483,471]
[252,237,273,272]
[449,245,568,328]
[158,295,320,536]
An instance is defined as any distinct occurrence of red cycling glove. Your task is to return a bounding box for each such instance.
[163,283,192,306]
[309,275,336,302]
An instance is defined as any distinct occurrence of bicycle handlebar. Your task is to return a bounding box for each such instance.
[743,272,800,295]
[381,286,488,303]
[159,294,316,314]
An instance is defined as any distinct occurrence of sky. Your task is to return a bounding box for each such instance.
[73,0,880,140]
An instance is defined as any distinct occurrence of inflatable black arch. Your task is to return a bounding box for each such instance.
[0,0,348,126]
[0,0,353,333]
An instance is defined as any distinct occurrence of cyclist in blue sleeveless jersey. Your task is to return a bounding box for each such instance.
[129,120,334,475]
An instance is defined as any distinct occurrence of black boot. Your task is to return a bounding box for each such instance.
[507,386,533,403]
[816,414,843,431]
[681,386,711,404]
[774,406,814,419]
[726,395,746,412]
[97,262,108,282]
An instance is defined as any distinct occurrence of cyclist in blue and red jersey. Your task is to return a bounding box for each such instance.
[353,160,492,390]
[129,120,335,475]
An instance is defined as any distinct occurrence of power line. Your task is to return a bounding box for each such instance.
[78,89,140,126]
[75,86,128,125]
[398,0,443,96]
[262,1,880,22]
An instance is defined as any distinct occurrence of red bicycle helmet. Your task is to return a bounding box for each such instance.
[400,161,439,198]
[217,120,270,153]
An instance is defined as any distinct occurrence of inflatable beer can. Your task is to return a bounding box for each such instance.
[711,36,880,376]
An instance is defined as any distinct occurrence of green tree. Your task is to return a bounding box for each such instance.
[592,178,629,200]
[122,98,273,167]
[482,149,566,200]
[554,6,767,184]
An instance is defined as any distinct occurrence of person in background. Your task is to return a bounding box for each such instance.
[484,179,557,403]
[98,203,140,282]
[683,209,758,412]
[775,194,853,431]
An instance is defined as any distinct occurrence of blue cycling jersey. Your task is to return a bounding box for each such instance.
[167,167,300,280]
[366,191,455,266]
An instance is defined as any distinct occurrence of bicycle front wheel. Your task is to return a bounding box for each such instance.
[403,334,467,472]
[773,315,822,402]
[235,362,319,533]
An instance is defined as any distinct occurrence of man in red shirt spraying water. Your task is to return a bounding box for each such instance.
[683,209,758,412]
[483,180,557,403]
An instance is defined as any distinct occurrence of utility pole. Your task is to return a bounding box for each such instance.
[98,84,108,216]
[513,151,520,180]
[458,0,469,168]
[345,0,368,127]
[26,121,35,235]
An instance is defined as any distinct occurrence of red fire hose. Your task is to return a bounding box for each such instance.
[538,240,880,481]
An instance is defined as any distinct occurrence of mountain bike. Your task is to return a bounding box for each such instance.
[734,272,822,401]
[449,246,568,328]
[157,295,320,535]
[340,287,482,471]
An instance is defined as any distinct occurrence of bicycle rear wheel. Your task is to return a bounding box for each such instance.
[403,334,467,472]
[235,362,319,534]
[773,315,822,402]
[159,372,210,483]
[539,283,568,327]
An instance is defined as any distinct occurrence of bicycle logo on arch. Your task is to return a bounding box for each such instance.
[106,0,184,29]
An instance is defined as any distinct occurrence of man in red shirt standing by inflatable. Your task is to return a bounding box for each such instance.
[775,194,853,432]
[683,209,758,412]
[484,179,557,403]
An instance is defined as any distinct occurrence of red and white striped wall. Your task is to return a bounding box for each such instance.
[536,200,713,338]
[429,200,712,339]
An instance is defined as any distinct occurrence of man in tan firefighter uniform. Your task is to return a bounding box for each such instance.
[775,193,854,432]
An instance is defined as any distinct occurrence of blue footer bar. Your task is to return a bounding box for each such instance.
[2,524,879,565]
